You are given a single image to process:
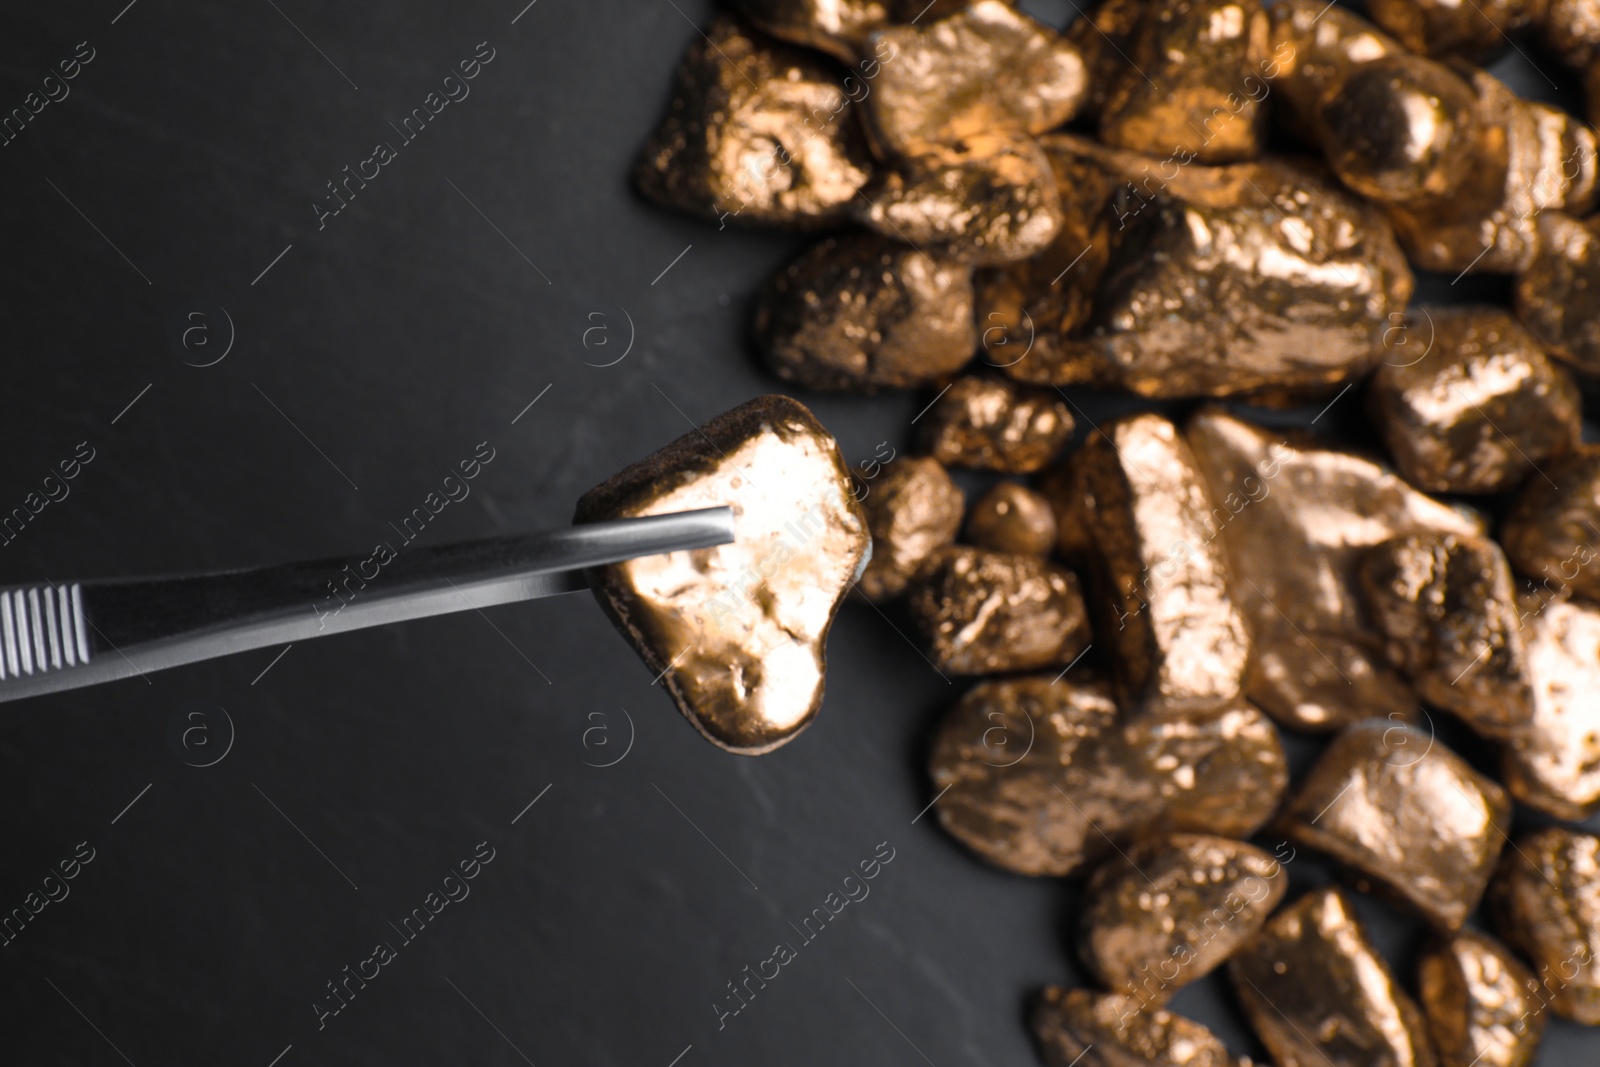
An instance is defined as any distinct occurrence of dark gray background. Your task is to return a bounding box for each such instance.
[0,0,1594,1064]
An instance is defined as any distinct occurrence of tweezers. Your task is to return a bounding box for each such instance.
[0,506,735,704]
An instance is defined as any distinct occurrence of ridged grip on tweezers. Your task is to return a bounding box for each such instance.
[0,584,90,679]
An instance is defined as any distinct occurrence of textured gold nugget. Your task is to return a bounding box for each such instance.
[1515,212,1600,376]
[1489,826,1600,1024]
[917,376,1075,474]
[1033,987,1249,1067]
[1187,408,1481,732]
[1079,834,1287,1005]
[634,17,873,228]
[1003,140,1414,399]
[1359,533,1534,741]
[576,396,869,754]
[1502,589,1600,820]
[1279,720,1510,930]
[1068,413,1250,717]
[857,456,963,601]
[1418,930,1547,1067]
[965,483,1056,557]
[754,233,975,390]
[854,132,1065,265]
[906,547,1088,674]
[864,0,1085,154]
[1501,447,1600,602]
[929,677,1286,876]
[1368,307,1580,495]
[1230,886,1437,1067]
[1097,0,1271,164]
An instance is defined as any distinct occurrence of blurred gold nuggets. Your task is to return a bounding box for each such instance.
[754,233,976,390]
[906,547,1089,674]
[928,677,1286,876]
[1079,834,1287,1005]
[964,483,1057,557]
[1068,414,1250,716]
[1098,0,1272,164]
[1368,0,1540,57]
[1418,930,1547,1067]
[1229,886,1437,1067]
[1367,307,1580,495]
[634,16,873,228]
[856,456,963,601]
[1279,720,1511,930]
[1502,589,1600,820]
[1501,447,1600,602]
[1267,0,1404,124]
[1489,826,1600,1024]
[1033,986,1249,1067]
[863,1,1085,155]
[1516,212,1600,376]
[1359,533,1534,741]
[1003,140,1415,399]
[1186,408,1481,732]
[576,396,869,755]
[917,376,1075,474]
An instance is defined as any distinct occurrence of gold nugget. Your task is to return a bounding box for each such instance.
[1033,987,1249,1067]
[1368,307,1580,495]
[1500,447,1600,602]
[634,16,873,228]
[917,376,1075,474]
[754,233,976,390]
[1489,826,1600,1024]
[906,547,1089,674]
[1267,0,1404,125]
[1418,930,1547,1067]
[1187,408,1482,732]
[1003,139,1415,399]
[929,678,1287,876]
[576,396,869,754]
[1230,886,1437,1067]
[1502,588,1600,820]
[1097,0,1272,164]
[1068,413,1250,717]
[1279,720,1511,930]
[857,456,964,601]
[1359,533,1534,741]
[1079,834,1287,1006]
[1515,212,1600,376]
[854,132,1065,265]
[964,483,1057,557]
[864,1,1086,155]
[1368,0,1538,57]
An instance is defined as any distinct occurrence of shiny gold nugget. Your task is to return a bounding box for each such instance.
[1418,930,1547,1067]
[864,0,1085,154]
[1280,720,1511,930]
[1186,408,1482,732]
[1079,834,1287,1005]
[1230,886,1436,1067]
[634,16,873,228]
[1500,447,1600,602]
[964,482,1057,557]
[929,677,1286,875]
[1515,212,1600,376]
[1502,588,1600,820]
[906,546,1088,674]
[1098,0,1271,164]
[857,456,963,601]
[917,376,1075,474]
[1033,986,1250,1067]
[1368,306,1580,495]
[1069,413,1250,717]
[1358,533,1534,741]
[754,233,976,390]
[1489,826,1600,1024]
[853,132,1065,265]
[576,395,869,754]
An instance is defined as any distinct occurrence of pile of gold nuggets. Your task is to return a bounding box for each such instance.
[613,0,1600,1063]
